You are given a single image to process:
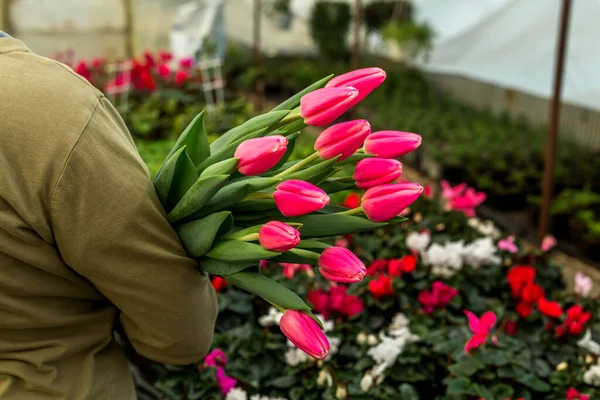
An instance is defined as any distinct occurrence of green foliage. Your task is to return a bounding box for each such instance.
[382,20,435,61]
[309,1,352,60]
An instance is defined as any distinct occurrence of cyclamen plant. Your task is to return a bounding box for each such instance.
[151,67,424,360]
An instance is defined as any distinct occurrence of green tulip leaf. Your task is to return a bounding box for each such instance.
[154,146,186,208]
[278,214,388,238]
[167,174,230,222]
[166,149,199,212]
[229,199,278,212]
[199,258,257,276]
[226,271,311,311]
[318,176,356,193]
[200,158,239,178]
[205,240,280,262]
[177,211,234,258]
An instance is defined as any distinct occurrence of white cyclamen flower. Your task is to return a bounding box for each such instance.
[258,307,283,327]
[335,385,347,399]
[578,329,600,355]
[316,369,333,387]
[584,364,600,386]
[284,347,309,366]
[360,373,374,392]
[405,231,431,254]
[463,237,500,269]
[477,220,501,239]
[226,388,248,400]
[389,313,410,331]
[367,334,379,346]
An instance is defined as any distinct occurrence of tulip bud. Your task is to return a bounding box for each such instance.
[300,87,358,126]
[259,221,301,252]
[353,158,403,189]
[279,310,330,359]
[326,67,386,105]
[274,180,330,217]
[364,131,422,158]
[314,120,371,160]
[234,135,288,176]
[362,183,423,222]
[318,247,366,283]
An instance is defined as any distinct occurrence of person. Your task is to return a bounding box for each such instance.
[0,34,218,399]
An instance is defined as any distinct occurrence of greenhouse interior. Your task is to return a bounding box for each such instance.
[1,0,600,399]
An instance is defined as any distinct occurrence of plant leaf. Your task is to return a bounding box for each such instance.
[166,149,199,211]
[177,211,233,257]
[167,174,230,222]
[226,271,311,310]
[199,158,239,178]
[205,240,280,262]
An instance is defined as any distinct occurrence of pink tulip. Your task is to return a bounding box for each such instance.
[464,310,496,353]
[498,235,518,254]
[314,120,371,160]
[279,310,330,359]
[318,247,366,283]
[274,180,330,217]
[300,87,358,126]
[259,221,300,252]
[234,135,288,176]
[361,183,423,222]
[353,158,403,189]
[541,234,557,252]
[325,67,386,104]
[364,131,422,158]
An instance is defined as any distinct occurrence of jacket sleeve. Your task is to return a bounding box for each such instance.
[50,97,218,365]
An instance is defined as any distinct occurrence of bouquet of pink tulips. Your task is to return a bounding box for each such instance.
[152,67,423,359]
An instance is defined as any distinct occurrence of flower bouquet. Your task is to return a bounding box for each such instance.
[151,67,423,359]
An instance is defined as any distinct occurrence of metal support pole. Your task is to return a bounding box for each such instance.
[352,0,363,70]
[253,0,263,110]
[123,0,135,58]
[538,0,572,242]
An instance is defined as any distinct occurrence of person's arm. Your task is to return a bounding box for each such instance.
[50,97,218,365]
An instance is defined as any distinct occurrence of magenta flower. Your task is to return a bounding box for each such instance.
[215,367,237,395]
[418,281,458,314]
[541,234,557,252]
[361,182,423,222]
[325,67,386,105]
[280,310,330,359]
[274,180,330,217]
[498,235,518,254]
[318,247,366,283]
[281,263,313,279]
[363,131,422,158]
[234,135,288,176]
[464,310,496,353]
[314,120,371,160]
[353,158,403,189]
[204,348,227,367]
[259,221,300,252]
[300,87,358,126]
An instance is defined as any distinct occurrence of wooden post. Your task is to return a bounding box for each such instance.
[253,0,263,110]
[1,0,13,34]
[123,0,135,58]
[538,0,572,242]
[352,0,363,70]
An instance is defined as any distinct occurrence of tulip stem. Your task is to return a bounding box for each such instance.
[242,192,274,201]
[289,248,321,260]
[337,206,364,216]
[235,233,260,241]
[275,108,302,128]
[273,152,320,178]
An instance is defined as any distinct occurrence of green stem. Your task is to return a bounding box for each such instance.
[275,107,302,128]
[242,192,274,201]
[289,248,321,260]
[274,152,320,178]
[337,206,364,215]
[236,233,260,241]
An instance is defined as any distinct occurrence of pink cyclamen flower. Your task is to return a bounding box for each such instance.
[74,61,91,82]
[464,310,496,353]
[259,221,300,252]
[575,272,593,297]
[325,67,386,105]
[566,387,590,400]
[175,69,190,86]
[418,281,458,314]
[215,367,237,395]
[498,235,518,254]
[300,87,358,126]
[335,238,350,248]
[279,310,330,359]
[318,247,366,283]
[234,135,288,176]
[274,180,330,217]
[204,348,227,367]
[353,158,403,189]
[446,186,486,217]
[157,63,171,78]
[281,263,313,279]
[363,131,422,158]
[179,56,194,69]
[314,119,371,161]
[440,180,468,201]
[541,234,557,252]
[361,183,423,222]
